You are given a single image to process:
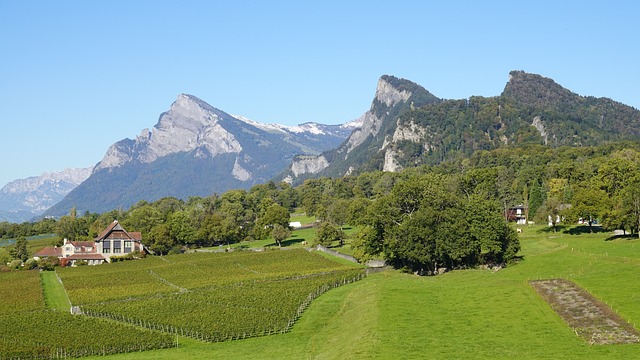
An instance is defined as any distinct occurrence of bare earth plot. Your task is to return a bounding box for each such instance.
[530,279,640,345]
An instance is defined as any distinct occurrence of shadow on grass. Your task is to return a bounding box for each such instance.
[605,234,640,241]
[536,225,610,236]
[562,225,608,235]
[278,238,308,247]
[537,225,568,234]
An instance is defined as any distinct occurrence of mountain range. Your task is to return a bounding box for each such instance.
[0,168,92,222]
[43,94,360,216]
[4,70,640,221]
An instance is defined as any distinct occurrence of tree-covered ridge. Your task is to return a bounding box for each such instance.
[384,72,640,171]
[502,70,640,140]
[287,71,640,183]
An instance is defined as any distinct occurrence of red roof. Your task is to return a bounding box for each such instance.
[67,254,107,260]
[34,247,62,257]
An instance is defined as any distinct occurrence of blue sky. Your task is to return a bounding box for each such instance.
[0,0,638,187]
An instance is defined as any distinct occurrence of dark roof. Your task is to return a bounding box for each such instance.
[95,220,141,241]
[95,220,120,240]
[70,241,96,247]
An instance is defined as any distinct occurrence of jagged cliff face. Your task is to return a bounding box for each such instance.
[345,77,412,153]
[45,94,354,216]
[279,75,441,184]
[0,168,92,222]
[382,120,430,172]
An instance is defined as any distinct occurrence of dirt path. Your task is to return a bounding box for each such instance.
[530,278,640,345]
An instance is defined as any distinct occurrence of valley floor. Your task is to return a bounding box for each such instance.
[87,226,640,359]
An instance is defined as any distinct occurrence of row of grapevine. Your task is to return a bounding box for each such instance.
[56,257,174,304]
[57,249,357,305]
[80,269,366,343]
[0,270,45,314]
[152,250,356,290]
[0,311,175,359]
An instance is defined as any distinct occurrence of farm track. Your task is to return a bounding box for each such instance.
[530,278,640,345]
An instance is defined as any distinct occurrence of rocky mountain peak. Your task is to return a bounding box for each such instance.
[94,94,243,171]
[46,94,356,216]
[374,75,413,108]
[169,94,217,120]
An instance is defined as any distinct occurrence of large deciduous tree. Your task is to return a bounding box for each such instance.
[258,204,290,238]
[270,224,291,247]
[353,173,519,274]
[620,180,640,238]
[10,236,29,262]
[565,185,610,232]
[315,222,345,247]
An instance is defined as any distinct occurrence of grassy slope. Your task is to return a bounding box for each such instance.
[89,225,640,359]
[40,270,71,312]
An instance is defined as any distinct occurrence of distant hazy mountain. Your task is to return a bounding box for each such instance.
[277,71,640,184]
[0,168,92,222]
[45,94,359,216]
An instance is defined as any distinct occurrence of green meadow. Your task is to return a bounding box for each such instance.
[83,225,640,359]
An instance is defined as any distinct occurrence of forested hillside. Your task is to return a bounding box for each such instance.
[282,71,640,185]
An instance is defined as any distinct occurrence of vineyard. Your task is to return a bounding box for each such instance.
[0,312,175,359]
[56,249,359,304]
[0,270,174,359]
[65,249,366,342]
[0,249,365,359]
[81,269,365,342]
[0,270,44,314]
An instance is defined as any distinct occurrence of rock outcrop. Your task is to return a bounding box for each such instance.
[278,75,441,184]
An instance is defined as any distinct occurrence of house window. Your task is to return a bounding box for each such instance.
[113,248,121,253]
[75,247,81,252]
[103,248,110,253]
[86,247,93,251]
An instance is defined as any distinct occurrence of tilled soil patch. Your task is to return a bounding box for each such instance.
[530,278,640,345]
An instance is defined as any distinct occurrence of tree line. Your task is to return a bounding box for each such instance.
[3,141,640,273]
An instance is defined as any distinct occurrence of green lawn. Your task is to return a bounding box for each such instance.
[40,270,71,312]
[290,213,317,225]
[201,222,361,258]
[86,225,640,359]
